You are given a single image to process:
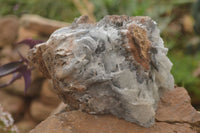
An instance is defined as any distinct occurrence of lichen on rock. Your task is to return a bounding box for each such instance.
[28,15,174,127]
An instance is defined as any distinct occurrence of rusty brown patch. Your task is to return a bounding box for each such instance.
[126,23,151,69]
[104,16,151,28]
[108,15,129,23]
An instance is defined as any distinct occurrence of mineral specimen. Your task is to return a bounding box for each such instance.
[0,104,19,133]
[28,15,174,127]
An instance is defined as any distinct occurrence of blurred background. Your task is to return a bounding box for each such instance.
[0,0,200,132]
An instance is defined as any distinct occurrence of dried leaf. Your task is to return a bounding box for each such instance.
[0,61,23,77]
[19,66,31,94]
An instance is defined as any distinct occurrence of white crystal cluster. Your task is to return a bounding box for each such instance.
[29,15,174,127]
[0,104,19,133]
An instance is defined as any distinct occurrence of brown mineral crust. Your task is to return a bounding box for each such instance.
[126,23,151,70]
[106,15,130,26]
[103,15,152,70]
[31,54,49,78]
[106,15,151,27]
[60,92,80,109]
[132,16,150,24]
[28,45,51,79]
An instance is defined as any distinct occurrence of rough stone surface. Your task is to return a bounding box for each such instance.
[28,15,174,127]
[30,112,197,133]
[0,16,19,47]
[30,111,197,133]
[156,87,200,123]
[29,87,200,133]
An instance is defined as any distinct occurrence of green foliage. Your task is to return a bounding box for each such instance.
[91,0,194,30]
[169,52,200,95]
[91,0,150,20]
[0,0,80,22]
[0,0,194,25]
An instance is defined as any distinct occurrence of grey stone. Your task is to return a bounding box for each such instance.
[28,15,174,127]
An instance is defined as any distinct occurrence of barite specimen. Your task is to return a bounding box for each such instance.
[28,15,174,127]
